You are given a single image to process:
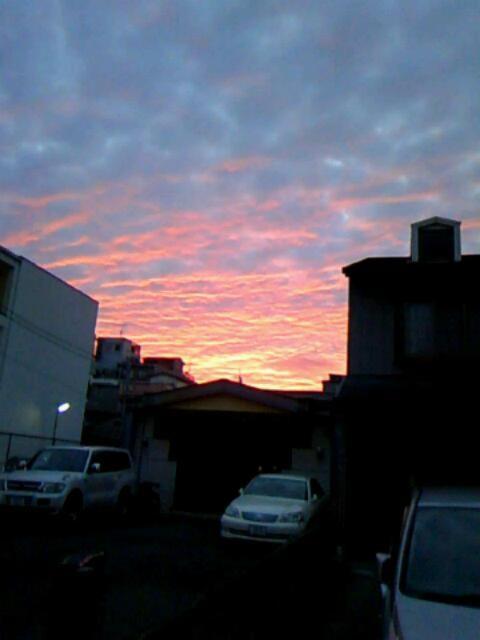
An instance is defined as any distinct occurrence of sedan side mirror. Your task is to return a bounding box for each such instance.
[18,460,28,470]
[89,462,101,474]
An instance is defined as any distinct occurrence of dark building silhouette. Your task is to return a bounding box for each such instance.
[336,217,480,554]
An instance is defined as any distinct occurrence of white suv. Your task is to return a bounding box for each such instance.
[0,445,136,520]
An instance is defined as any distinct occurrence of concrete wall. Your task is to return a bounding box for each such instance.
[136,417,177,511]
[0,252,98,463]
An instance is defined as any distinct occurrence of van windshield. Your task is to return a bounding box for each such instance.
[28,448,89,473]
[402,506,480,606]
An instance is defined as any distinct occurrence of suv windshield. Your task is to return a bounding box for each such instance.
[28,448,89,473]
[244,477,307,500]
[402,506,480,606]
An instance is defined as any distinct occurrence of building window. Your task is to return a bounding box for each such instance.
[404,303,435,358]
[402,301,467,362]
[0,261,14,314]
[418,225,454,262]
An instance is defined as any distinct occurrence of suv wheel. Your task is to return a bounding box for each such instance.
[61,491,83,523]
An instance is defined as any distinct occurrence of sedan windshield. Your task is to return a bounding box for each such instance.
[402,506,480,606]
[28,448,89,473]
[244,477,307,500]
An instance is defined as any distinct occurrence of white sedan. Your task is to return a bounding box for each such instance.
[220,473,326,543]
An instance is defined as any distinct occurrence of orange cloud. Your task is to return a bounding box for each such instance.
[90,264,348,389]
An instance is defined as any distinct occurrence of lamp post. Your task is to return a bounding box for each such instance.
[53,402,71,445]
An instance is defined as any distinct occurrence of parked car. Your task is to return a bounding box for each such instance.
[220,472,327,543]
[379,486,480,639]
[0,445,136,521]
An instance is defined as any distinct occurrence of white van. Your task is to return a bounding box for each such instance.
[380,487,480,640]
[0,446,136,521]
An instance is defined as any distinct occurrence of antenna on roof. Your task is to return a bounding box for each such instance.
[119,324,127,336]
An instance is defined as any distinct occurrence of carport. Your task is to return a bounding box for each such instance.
[131,379,331,513]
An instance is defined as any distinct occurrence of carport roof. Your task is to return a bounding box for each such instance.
[134,378,311,414]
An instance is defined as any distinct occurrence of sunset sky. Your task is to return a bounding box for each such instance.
[2,1,480,389]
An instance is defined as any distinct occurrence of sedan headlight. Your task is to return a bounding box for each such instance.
[225,505,241,518]
[41,482,66,494]
[279,511,305,523]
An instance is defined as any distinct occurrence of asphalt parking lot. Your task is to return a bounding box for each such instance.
[0,514,381,640]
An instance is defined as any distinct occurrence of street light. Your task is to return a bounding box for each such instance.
[52,402,71,445]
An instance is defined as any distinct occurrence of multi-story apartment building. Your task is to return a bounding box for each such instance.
[84,338,195,448]
[0,246,98,463]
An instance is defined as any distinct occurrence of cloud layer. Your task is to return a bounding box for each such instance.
[1,0,480,388]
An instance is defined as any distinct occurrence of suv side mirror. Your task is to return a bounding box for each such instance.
[89,462,101,474]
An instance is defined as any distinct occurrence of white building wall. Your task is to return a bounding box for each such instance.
[0,251,98,462]
[95,338,139,371]
[135,417,177,512]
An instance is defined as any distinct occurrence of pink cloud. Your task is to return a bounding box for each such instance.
[215,156,271,174]
[89,264,348,389]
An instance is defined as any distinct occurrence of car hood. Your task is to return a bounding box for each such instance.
[396,592,480,640]
[3,470,82,484]
[228,494,306,514]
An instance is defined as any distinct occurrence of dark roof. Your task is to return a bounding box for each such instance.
[343,254,480,277]
[135,378,307,413]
